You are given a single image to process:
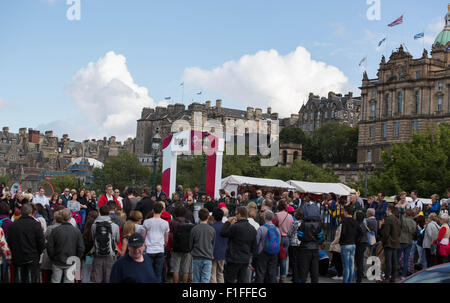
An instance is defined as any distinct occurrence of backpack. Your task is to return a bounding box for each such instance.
[301,203,321,221]
[263,224,281,255]
[172,220,194,253]
[0,218,6,228]
[94,221,114,256]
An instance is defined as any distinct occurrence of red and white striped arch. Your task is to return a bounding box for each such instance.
[162,130,224,199]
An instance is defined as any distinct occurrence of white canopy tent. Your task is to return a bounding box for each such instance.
[387,196,433,205]
[221,175,295,194]
[287,180,355,196]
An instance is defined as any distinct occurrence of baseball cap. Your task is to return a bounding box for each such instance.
[218,202,227,208]
[287,206,295,213]
[128,233,145,247]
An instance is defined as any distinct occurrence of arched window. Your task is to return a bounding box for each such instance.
[293,151,299,161]
[282,150,287,165]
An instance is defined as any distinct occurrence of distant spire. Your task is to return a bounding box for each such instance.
[363,71,369,81]
[381,55,386,64]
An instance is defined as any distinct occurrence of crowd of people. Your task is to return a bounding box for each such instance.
[0,182,449,283]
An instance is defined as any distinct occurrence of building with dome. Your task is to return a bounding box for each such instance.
[357,5,450,164]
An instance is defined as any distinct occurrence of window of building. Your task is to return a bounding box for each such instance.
[370,103,376,118]
[397,91,403,113]
[438,97,442,112]
[369,126,374,139]
[282,150,287,165]
[437,121,441,126]
[331,110,335,118]
[438,82,443,91]
[412,121,418,133]
[293,151,299,161]
[416,71,420,79]
[394,121,400,137]
[372,89,376,99]
[385,93,390,115]
[398,72,402,80]
[415,91,420,114]
[367,150,372,162]
[382,123,387,138]
[324,111,328,119]
[337,111,341,118]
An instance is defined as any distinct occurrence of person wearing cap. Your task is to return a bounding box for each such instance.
[109,232,157,283]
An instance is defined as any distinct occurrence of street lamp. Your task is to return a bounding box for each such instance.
[364,161,369,199]
[151,128,161,194]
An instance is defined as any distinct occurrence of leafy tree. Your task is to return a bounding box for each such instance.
[267,159,340,183]
[0,175,10,187]
[367,123,450,197]
[40,175,79,194]
[279,126,315,162]
[92,150,152,193]
[310,123,359,164]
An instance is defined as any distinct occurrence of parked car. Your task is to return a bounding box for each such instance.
[401,263,450,283]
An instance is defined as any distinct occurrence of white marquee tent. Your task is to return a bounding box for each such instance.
[287,180,355,196]
[221,175,295,194]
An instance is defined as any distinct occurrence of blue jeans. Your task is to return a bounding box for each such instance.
[412,241,427,269]
[397,243,412,277]
[147,253,165,283]
[341,244,355,283]
[278,236,289,278]
[192,259,212,283]
[79,209,86,233]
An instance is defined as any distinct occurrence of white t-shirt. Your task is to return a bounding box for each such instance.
[410,199,423,211]
[117,196,123,208]
[143,217,169,254]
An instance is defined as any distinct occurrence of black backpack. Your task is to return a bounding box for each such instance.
[94,221,114,256]
[172,220,194,253]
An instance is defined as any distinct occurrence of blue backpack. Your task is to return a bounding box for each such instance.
[263,224,281,255]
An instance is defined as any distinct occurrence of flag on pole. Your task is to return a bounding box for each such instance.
[180,82,184,86]
[388,15,403,27]
[378,37,386,47]
[196,92,202,95]
[414,32,424,40]
[359,56,367,66]
[445,45,450,53]
[164,97,171,100]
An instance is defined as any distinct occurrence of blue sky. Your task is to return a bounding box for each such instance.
[0,0,448,141]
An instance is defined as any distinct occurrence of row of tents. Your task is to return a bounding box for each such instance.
[220,175,435,204]
[221,175,356,197]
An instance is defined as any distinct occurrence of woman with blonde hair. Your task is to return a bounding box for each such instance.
[117,221,136,257]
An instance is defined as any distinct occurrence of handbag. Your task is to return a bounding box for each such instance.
[276,213,289,260]
[364,222,376,246]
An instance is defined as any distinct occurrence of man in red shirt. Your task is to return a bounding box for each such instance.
[98,184,120,209]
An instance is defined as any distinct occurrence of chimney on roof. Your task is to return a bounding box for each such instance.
[255,108,262,120]
[205,100,211,108]
[267,107,272,115]
[216,99,222,109]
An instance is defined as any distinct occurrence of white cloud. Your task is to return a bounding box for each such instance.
[0,97,8,109]
[182,47,353,116]
[66,51,166,141]
[424,17,445,45]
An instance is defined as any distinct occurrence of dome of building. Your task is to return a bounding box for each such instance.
[71,157,104,169]
[433,5,450,47]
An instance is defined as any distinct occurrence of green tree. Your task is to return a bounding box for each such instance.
[267,159,340,183]
[310,123,359,164]
[40,175,79,194]
[368,123,450,197]
[92,150,152,193]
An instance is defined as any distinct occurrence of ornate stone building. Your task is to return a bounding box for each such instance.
[357,7,450,164]
[136,100,301,166]
[0,126,135,188]
[298,91,362,136]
